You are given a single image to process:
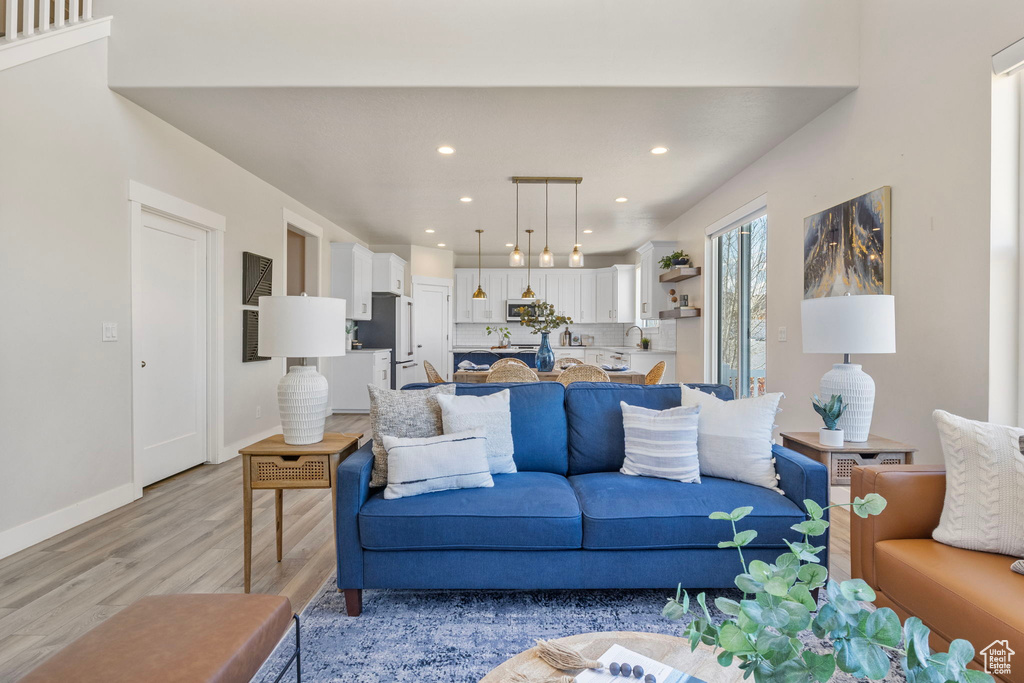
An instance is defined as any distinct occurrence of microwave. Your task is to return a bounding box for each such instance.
[506,299,538,322]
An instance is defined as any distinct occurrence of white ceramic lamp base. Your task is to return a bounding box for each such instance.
[278,365,329,445]
[819,363,875,442]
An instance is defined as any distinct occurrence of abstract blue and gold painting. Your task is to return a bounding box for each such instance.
[803,186,891,299]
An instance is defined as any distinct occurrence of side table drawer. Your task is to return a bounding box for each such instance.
[830,451,909,485]
[250,455,331,489]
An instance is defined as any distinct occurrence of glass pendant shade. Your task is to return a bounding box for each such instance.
[509,246,524,267]
[539,181,553,267]
[539,247,554,268]
[570,246,584,267]
[568,182,584,267]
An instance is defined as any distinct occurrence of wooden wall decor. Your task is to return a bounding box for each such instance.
[243,310,269,362]
[243,252,273,306]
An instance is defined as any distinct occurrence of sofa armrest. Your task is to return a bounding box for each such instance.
[336,442,375,590]
[773,444,829,515]
[850,465,946,589]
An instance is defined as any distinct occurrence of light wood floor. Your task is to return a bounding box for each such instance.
[0,416,850,679]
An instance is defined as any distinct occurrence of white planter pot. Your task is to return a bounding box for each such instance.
[278,365,329,445]
[819,427,845,448]
[820,363,875,442]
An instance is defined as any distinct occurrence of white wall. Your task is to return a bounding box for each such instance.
[0,39,364,554]
[659,0,1024,463]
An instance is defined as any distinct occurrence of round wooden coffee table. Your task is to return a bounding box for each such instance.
[482,631,744,682]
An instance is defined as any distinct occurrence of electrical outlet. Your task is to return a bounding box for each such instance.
[255,405,262,419]
[777,326,788,342]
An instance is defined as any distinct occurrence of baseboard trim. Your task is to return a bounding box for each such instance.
[217,425,283,464]
[0,482,134,560]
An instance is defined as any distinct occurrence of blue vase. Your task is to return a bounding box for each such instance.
[536,332,554,372]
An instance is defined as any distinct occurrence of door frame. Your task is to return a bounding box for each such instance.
[129,181,225,499]
[412,275,453,379]
[281,208,326,387]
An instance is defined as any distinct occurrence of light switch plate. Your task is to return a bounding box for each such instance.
[777,326,787,342]
[102,322,118,342]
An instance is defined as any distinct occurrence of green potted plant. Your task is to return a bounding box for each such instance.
[486,325,512,349]
[812,394,846,447]
[517,301,572,372]
[662,497,994,683]
[641,337,651,350]
[658,250,691,269]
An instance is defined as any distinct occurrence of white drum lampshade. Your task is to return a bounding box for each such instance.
[259,296,347,445]
[801,295,895,442]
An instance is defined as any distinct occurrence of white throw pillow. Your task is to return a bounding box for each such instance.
[382,429,494,500]
[680,386,783,491]
[620,402,701,483]
[436,390,517,474]
[932,410,1024,557]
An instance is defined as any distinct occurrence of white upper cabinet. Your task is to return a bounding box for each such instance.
[542,272,579,321]
[454,269,475,323]
[636,241,679,320]
[596,264,636,323]
[577,270,597,324]
[371,253,406,296]
[506,269,544,303]
[331,242,374,320]
[472,271,506,323]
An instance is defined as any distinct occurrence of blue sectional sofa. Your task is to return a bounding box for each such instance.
[335,382,828,616]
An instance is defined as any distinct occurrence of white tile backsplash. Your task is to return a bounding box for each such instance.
[455,321,676,351]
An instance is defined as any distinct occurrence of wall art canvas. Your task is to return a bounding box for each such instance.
[243,251,273,306]
[803,186,891,299]
[242,310,270,362]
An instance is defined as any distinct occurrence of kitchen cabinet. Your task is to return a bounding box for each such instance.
[454,270,475,323]
[577,270,597,323]
[371,253,407,296]
[602,349,676,383]
[331,243,373,321]
[636,241,678,320]
[506,269,544,303]
[554,348,585,362]
[584,348,606,366]
[595,265,636,323]
[542,272,579,321]
[472,271,506,323]
[330,349,391,412]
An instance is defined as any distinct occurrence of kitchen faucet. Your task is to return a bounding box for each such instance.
[625,325,643,347]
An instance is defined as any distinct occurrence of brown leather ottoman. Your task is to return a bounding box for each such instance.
[20,594,299,683]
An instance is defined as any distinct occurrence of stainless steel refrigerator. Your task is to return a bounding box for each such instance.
[357,294,416,389]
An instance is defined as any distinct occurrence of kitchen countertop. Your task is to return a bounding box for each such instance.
[346,347,392,354]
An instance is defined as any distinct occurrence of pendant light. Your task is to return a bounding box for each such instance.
[472,229,487,300]
[509,183,524,267]
[522,229,536,299]
[539,180,554,268]
[569,182,584,267]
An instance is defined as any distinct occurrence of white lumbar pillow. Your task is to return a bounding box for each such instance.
[680,386,783,491]
[382,429,493,500]
[620,402,701,483]
[436,390,517,475]
[932,410,1024,557]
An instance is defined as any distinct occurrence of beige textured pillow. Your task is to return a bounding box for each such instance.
[932,410,1024,557]
[368,383,455,487]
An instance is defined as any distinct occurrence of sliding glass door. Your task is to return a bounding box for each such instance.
[716,213,767,397]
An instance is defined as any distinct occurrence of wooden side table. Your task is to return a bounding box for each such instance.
[780,432,916,486]
[239,432,362,593]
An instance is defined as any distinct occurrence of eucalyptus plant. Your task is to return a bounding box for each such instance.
[517,301,572,335]
[811,394,846,431]
[486,325,512,343]
[662,496,992,683]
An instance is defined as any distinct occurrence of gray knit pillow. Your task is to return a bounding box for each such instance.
[368,383,455,487]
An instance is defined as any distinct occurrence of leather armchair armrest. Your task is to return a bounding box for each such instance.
[850,465,946,588]
[336,442,375,590]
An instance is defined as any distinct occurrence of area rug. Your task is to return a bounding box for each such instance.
[255,578,906,682]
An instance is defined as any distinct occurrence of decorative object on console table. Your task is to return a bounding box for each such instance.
[259,295,348,445]
[239,432,361,593]
[780,431,915,486]
[812,393,846,447]
[242,251,273,305]
[801,293,895,442]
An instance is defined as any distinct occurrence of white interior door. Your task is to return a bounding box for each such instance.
[412,281,451,382]
[135,210,208,486]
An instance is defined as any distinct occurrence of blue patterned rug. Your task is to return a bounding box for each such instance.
[255,578,906,682]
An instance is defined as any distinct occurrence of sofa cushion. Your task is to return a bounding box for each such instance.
[359,472,581,550]
[569,471,807,550]
[565,383,730,475]
[874,539,1024,660]
[404,382,568,474]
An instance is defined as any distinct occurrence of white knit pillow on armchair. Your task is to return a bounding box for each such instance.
[932,410,1024,557]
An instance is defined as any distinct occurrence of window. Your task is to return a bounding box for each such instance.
[715,213,767,397]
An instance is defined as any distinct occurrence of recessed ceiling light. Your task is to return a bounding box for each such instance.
[505,243,514,247]
[437,146,455,155]
[425,229,435,233]
[583,229,593,234]
[460,197,473,203]
[437,243,446,247]
[615,197,628,203]
[650,147,668,155]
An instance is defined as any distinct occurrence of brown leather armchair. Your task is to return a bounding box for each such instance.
[851,465,1024,682]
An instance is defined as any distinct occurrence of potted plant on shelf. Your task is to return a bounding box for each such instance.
[658,250,691,269]
[812,394,846,447]
[641,337,651,350]
[486,325,512,349]
[517,301,572,372]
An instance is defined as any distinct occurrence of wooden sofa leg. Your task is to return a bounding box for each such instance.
[343,589,362,616]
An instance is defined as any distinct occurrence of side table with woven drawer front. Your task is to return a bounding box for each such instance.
[780,432,917,487]
[240,432,362,593]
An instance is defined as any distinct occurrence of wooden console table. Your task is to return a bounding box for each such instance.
[780,432,916,486]
[239,432,362,593]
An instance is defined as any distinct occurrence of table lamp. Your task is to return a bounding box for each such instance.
[259,295,347,445]
[801,294,895,442]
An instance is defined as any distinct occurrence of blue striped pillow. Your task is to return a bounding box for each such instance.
[381,429,494,500]
[619,401,701,483]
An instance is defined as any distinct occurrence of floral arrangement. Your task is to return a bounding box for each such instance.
[486,325,512,345]
[517,301,572,334]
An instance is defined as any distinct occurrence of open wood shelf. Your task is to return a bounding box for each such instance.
[659,266,701,283]
[659,307,701,319]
